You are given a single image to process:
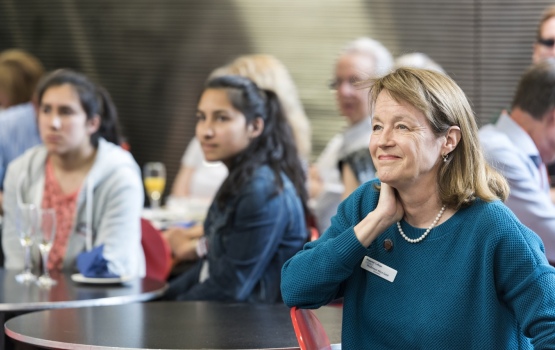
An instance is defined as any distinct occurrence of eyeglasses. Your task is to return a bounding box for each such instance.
[538,37,555,48]
[328,76,361,90]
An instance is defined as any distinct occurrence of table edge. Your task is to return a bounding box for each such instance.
[5,325,302,350]
[0,284,168,311]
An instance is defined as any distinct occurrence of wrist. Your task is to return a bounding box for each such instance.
[354,210,392,247]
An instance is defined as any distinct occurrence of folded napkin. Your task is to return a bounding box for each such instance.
[76,244,119,278]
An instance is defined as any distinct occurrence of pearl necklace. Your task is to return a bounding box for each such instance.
[396,205,446,243]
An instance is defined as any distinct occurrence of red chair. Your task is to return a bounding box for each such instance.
[310,226,320,242]
[290,306,332,350]
[141,218,172,281]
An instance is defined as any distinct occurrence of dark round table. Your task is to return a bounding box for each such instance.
[0,269,167,350]
[5,301,343,349]
[0,269,167,311]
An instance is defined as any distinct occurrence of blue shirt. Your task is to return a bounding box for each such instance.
[0,102,41,190]
[479,114,555,262]
[282,179,555,349]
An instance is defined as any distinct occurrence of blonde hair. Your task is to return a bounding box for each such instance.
[0,49,44,107]
[367,67,509,208]
[210,54,311,160]
[537,5,555,40]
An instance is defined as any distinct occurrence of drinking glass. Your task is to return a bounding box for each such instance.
[143,162,166,210]
[15,204,38,283]
[36,208,57,287]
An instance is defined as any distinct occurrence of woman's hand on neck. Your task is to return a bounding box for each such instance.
[354,182,404,247]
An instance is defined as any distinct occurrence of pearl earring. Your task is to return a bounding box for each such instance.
[442,153,448,163]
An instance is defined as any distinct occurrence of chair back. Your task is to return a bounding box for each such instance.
[290,306,332,350]
[310,226,320,241]
[141,218,172,281]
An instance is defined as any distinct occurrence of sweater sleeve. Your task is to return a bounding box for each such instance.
[491,211,555,348]
[281,185,371,308]
[93,164,145,278]
[2,160,24,269]
[480,129,555,263]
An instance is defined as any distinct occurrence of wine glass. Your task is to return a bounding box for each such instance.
[36,208,57,288]
[143,162,166,210]
[15,204,38,283]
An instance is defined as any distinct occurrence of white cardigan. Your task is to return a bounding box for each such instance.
[2,138,145,278]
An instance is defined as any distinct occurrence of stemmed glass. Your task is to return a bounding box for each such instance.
[15,204,38,283]
[143,162,166,210]
[36,208,57,287]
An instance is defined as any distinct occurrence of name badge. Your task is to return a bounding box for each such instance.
[361,256,397,282]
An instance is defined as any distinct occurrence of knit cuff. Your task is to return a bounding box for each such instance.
[331,226,368,268]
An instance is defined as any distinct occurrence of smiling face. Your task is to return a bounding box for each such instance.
[195,88,260,166]
[38,84,99,156]
[370,91,446,191]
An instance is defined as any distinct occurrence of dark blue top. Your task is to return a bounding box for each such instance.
[167,165,306,303]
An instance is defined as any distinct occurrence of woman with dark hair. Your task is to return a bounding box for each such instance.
[165,75,307,302]
[2,69,145,278]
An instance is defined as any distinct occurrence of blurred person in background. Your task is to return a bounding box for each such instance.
[210,54,312,162]
[170,54,310,201]
[340,52,445,197]
[393,52,445,73]
[480,59,555,264]
[166,54,311,269]
[0,49,44,214]
[532,5,555,190]
[2,69,145,278]
[309,37,393,233]
[533,5,555,64]
[165,75,307,302]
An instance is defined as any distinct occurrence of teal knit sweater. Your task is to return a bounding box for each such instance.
[282,180,555,349]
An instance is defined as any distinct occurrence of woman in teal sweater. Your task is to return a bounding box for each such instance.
[281,67,555,349]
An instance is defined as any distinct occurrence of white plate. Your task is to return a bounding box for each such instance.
[71,273,134,285]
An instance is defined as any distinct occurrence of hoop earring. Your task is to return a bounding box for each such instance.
[442,153,448,163]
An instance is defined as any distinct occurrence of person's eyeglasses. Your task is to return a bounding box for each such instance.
[538,37,555,48]
[328,76,360,90]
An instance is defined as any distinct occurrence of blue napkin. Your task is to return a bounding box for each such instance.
[161,220,196,231]
[76,244,119,278]
[173,221,196,229]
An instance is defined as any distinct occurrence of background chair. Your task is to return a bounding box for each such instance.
[290,306,333,350]
[310,226,320,242]
[141,218,172,281]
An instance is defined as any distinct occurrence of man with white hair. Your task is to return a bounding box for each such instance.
[309,37,393,233]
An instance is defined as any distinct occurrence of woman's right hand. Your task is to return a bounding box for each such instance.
[162,224,204,262]
[354,183,404,247]
[375,182,404,225]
